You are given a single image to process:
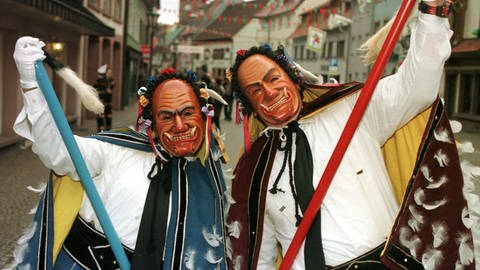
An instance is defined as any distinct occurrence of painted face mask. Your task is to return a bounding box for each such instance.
[152,79,205,157]
[237,54,301,127]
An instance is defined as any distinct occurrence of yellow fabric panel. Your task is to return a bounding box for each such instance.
[381,107,431,204]
[51,175,84,262]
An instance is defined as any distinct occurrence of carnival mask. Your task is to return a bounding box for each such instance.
[237,54,301,127]
[152,79,205,157]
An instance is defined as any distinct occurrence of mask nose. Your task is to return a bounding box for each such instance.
[174,114,187,131]
[262,83,279,98]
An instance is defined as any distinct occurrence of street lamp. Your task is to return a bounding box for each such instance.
[147,8,159,75]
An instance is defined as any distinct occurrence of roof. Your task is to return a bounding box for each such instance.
[255,0,303,18]
[17,0,114,36]
[451,39,480,53]
[289,22,322,39]
[296,0,330,15]
[193,0,270,42]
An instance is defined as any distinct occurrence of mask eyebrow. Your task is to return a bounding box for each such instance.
[244,67,276,93]
[157,104,195,117]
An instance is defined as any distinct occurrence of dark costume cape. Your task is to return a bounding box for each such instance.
[226,82,476,269]
[16,128,228,270]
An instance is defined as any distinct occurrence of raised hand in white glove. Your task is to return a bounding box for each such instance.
[13,36,46,90]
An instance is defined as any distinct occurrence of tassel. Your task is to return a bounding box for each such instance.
[242,113,251,154]
[202,104,214,159]
[44,52,104,114]
[235,102,240,124]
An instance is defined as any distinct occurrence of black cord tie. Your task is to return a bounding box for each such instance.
[269,122,304,226]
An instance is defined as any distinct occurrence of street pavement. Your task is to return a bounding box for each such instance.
[0,100,478,268]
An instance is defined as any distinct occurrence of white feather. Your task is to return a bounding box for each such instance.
[226,237,233,259]
[431,222,448,248]
[433,149,449,167]
[227,221,242,239]
[408,216,422,233]
[56,67,104,114]
[26,182,46,193]
[4,222,37,270]
[434,128,453,143]
[204,86,228,105]
[450,120,462,133]
[414,188,426,205]
[460,141,475,153]
[205,249,223,264]
[422,248,444,270]
[232,256,243,270]
[399,226,421,257]
[212,149,222,161]
[184,249,196,270]
[421,165,435,182]
[28,206,37,215]
[455,260,464,270]
[461,207,473,229]
[423,198,447,210]
[409,204,425,223]
[296,63,323,84]
[202,226,222,247]
[426,175,448,189]
[457,233,474,265]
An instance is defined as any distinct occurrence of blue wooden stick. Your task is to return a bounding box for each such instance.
[34,61,130,270]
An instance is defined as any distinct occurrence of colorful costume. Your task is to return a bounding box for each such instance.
[226,13,477,269]
[12,88,229,269]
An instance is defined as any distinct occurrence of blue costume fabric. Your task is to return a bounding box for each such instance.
[17,129,228,270]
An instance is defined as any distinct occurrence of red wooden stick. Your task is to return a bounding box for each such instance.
[279,0,417,268]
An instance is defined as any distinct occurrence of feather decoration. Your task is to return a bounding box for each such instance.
[457,233,474,265]
[202,226,222,247]
[408,216,422,233]
[421,248,444,270]
[227,221,242,239]
[232,256,243,270]
[200,82,228,105]
[455,260,464,270]
[44,52,104,114]
[420,166,435,182]
[426,175,448,189]
[26,182,47,193]
[184,249,196,270]
[461,207,473,229]
[433,149,449,167]
[414,188,426,205]
[226,237,233,259]
[28,205,37,215]
[423,198,447,210]
[431,222,449,248]
[409,204,425,223]
[434,128,453,143]
[205,249,223,264]
[296,63,323,84]
[460,141,475,154]
[56,67,104,113]
[212,149,222,161]
[450,120,462,133]
[399,226,421,257]
[3,222,37,270]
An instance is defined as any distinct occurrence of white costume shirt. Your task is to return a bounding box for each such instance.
[257,14,452,268]
[14,90,159,250]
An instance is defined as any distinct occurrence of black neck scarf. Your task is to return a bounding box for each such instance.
[270,122,325,269]
[131,158,172,270]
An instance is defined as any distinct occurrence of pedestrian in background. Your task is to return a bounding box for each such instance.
[94,64,114,132]
[223,77,233,121]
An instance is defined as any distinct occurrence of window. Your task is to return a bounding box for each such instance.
[88,0,100,10]
[327,41,333,58]
[459,74,473,114]
[103,0,111,17]
[299,45,304,60]
[337,40,345,58]
[113,0,122,21]
[212,48,225,60]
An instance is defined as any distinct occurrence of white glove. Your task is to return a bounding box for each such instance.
[13,36,46,90]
